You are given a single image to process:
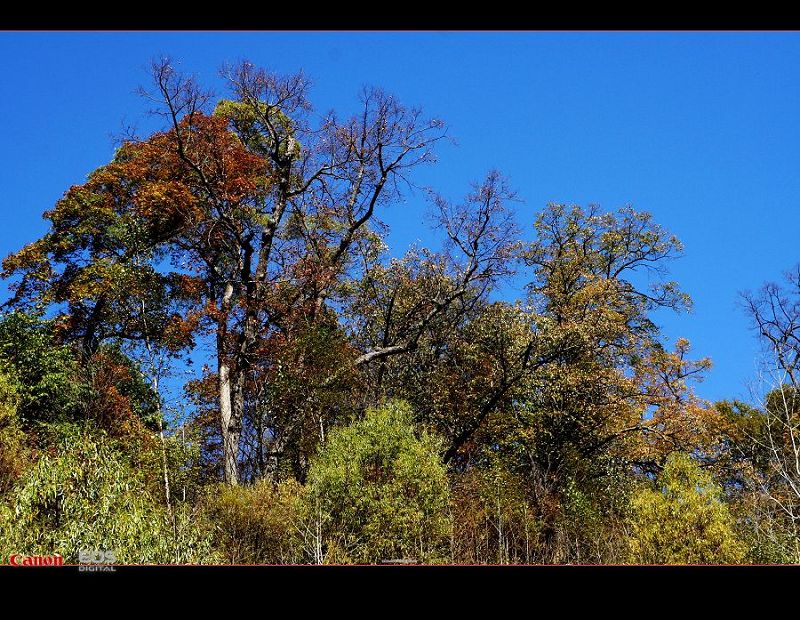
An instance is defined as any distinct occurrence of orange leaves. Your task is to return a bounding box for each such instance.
[169,274,205,301]
[3,108,277,368]
[133,112,269,205]
[72,113,271,244]
[2,239,50,278]
[161,313,200,352]
[202,298,227,325]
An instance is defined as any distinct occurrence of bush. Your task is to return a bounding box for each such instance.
[202,477,304,564]
[0,424,217,564]
[303,400,451,564]
[628,452,746,564]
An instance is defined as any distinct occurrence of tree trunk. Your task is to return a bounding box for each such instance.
[232,362,247,480]
[217,280,241,485]
[153,375,173,514]
[219,359,239,485]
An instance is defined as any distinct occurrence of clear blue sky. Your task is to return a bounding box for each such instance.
[1,31,798,404]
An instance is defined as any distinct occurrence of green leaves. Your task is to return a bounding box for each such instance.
[304,400,451,564]
[0,311,81,424]
[0,370,26,493]
[0,425,216,564]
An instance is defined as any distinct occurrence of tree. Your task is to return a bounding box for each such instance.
[201,477,304,564]
[0,311,82,424]
[346,172,537,465]
[3,59,453,486]
[628,452,745,564]
[706,398,800,564]
[0,311,166,450]
[717,266,800,561]
[743,265,800,387]
[384,202,712,562]
[303,400,451,564]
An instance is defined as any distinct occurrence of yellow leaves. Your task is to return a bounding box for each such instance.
[133,181,198,221]
[2,239,50,277]
[628,453,746,564]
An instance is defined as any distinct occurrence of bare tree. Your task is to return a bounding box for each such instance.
[741,266,800,560]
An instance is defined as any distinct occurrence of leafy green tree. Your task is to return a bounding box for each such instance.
[628,452,745,564]
[303,400,451,564]
[0,311,81,424]
[0,424,216,564]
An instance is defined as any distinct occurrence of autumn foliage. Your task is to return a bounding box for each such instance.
[0,59,796,565]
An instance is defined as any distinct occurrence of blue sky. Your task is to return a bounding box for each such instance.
[1,31,798,404]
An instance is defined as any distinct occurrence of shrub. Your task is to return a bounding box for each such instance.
[303,400,451,564]
[202,477,304,564]
[0,424,217,564]
[628,452,746,564]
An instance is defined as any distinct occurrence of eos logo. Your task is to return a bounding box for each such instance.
[78,549,117,572]
[8,554,64,566]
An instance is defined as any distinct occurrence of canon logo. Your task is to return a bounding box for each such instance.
[8,554,64,567]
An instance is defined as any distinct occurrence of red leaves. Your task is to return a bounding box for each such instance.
[126,113,269,207]
[84,351,150,444]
